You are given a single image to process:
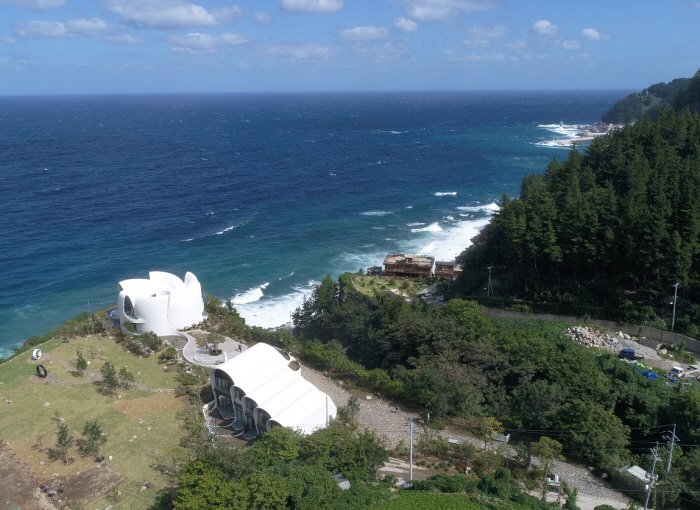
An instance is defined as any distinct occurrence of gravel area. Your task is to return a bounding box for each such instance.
[299,363,630,505]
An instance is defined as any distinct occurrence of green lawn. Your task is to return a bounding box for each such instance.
[351,275,429,298]
[0,335,190,509]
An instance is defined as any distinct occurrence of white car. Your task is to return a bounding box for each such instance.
[422,293,432,299]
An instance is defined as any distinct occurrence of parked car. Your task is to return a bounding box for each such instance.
[618,348,644,360]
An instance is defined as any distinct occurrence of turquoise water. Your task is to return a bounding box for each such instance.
[0,90,624,355]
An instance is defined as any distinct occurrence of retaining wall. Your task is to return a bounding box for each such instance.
[482,307,700,354]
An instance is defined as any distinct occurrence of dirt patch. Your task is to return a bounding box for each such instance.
[0,446,54,510]
[52,464,126,508]
[0,445,126,510]
[113,392,185,418]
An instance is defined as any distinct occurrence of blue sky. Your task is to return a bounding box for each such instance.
[1,0,699,95]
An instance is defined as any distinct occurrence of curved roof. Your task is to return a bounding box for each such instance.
[213,342,287,385]
[242,366,302,406]
[271,389,337,435]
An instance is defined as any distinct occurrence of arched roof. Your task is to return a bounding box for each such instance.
[212,342,287,385]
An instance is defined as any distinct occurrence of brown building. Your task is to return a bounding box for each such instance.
[383,253,435,279]
[434,261,456,280]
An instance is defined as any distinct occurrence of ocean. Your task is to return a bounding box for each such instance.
[0,90,625,356]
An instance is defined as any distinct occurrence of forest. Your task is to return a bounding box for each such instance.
[600,69,699,124]
[290,279,700,509]
[457,107,700,335]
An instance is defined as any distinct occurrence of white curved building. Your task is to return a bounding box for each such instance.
[117,271,205,338]
[209,342,336,437]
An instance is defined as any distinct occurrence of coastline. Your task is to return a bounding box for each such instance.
[536,122,619,147]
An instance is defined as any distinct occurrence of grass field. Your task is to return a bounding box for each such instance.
[350,275,430,298]
[0,334,190,509]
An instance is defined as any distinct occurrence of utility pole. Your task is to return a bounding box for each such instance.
[644,443,661,510]
[87,300,97,354]
[663,424,678,483]
[661,425,679,508]
[486,266,494,298]
[409,417,413,483]
[671,283,680,332]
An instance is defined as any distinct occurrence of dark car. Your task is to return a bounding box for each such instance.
[618,348,644,360]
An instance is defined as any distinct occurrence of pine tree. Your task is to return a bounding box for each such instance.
[100,361,118,395]
[55,422,74,464]
[76,350,87,375]
[81,420,107,461]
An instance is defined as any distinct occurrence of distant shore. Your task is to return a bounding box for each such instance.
[536,122,620,147]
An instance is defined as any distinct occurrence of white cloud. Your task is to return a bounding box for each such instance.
[105,0,244,29]
[0,56,37,70]
[0,36,17,45]
[104,34,144,44]
[14,18,109,38]
[462,23,507,47]
[259,43,333,60]
[279,0,343,14]
[529,20,580,50]
[443,50,504,62]
[253,12,272,24]
[1,0,65,10]
[341,26,389,41]
[582,28,610,41]
[561,39,580,50]
[399,0,498,22]
[531,19,558,37]
[169,32,251,54]
[394,17,418,33]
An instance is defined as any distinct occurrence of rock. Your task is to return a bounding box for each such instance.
[108,455,113,461]
[42,402,50,407]
[4,399,12,404]
[659,349,667,355]
[366,395,372,400]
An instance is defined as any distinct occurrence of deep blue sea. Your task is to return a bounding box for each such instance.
[0,90,625,356]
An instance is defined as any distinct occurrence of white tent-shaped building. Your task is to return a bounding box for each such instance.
[209,342,336,437]
[117,271,205,338]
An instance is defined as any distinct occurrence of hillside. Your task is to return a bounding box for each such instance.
[456,107,700,334]
[601,70,700,124]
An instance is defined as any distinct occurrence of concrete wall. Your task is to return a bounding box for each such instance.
[482,307,700,355]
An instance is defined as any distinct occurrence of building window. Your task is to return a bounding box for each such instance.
[215,376,231,392]
[217,395,233,411]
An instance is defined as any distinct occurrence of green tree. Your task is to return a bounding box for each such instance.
[530,436,564,500]
[175,456,236,510]
[55,422,74,464]
[253,426,303,465]
[559,400,630,466]
[81,420,107,461]
[119,366,135,388]
[208,332,225,353]
[76,350,87,374]
[100,361,119,395]
[241,471,289,510]
[337,396,361,426]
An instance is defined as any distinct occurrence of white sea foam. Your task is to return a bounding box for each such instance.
[239,207,498,330]
[407,222,425,227]
[404,217,491,262]
[234,280,321,329]
[361,211,392,216]
[215,224,237,235]
[434,191,457,196]
[456,202,499,213]
[445,216,455,221]
[411,222,442,233]
[232,283,269,305]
